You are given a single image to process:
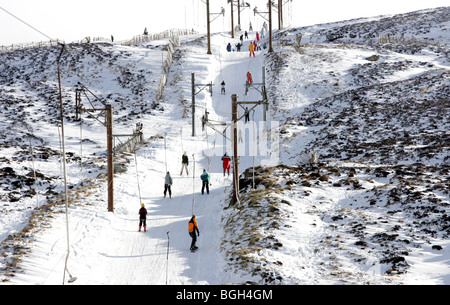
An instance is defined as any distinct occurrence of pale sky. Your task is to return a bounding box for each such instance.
[0,0,448,45]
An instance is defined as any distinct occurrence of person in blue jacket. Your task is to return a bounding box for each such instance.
[200,169,210,195]
[226,43,232,52]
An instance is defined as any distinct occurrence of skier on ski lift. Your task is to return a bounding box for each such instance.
[246,71,253,84]
[139,203,147,232]
[221,80,226,95]
[164,171,173,198]
[189,215,200,251]
[200,169,210,195]
[244,107,250,123]
[180,151,189,175]
[249,42,255,57]
[222,152,231,176]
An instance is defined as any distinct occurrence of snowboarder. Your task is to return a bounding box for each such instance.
[246,71,253,85]
[180,151,189,175]
[221,80,226,95]
[139,203,147,232]
[200,169,210,195]
[249,42,255,57]
[222,152,231,176]
[226,43,232,52]
[164,171,173,198]
[188,215,200,251]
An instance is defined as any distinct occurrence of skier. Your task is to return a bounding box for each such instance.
[180,151,189,175]
[246,71,253,85]
[202,114,206,131]
[188,215,200,251]
[200,169,210,195]
[164,171,173,198]
[222,152,231,176]
[244,31,248,39]
[226,43,232,52]
[256,32,260,42]
[244,107,250,123]
[221,80,226,95]
[139,203,147,232]
[249,42,255,57]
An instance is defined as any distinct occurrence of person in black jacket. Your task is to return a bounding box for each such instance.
[139,203,147,232]
[180,151,189,176]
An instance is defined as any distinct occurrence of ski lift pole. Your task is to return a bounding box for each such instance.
[164,133,168,173]
[192,154,195,215]
[166,231,170,285]
[57,43,77,285]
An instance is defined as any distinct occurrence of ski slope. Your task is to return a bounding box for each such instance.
[7,32,271,285]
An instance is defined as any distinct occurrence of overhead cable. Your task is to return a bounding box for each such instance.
[0,6,56,42]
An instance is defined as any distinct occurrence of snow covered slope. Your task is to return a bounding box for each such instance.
[0,7,449,285]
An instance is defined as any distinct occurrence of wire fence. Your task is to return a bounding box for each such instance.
[156,36,180,101]
[0,28,198,54]
[0,39,65,53]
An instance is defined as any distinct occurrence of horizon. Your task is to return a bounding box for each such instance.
[1,0,449,45]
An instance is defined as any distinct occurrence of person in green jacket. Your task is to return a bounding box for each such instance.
[200,169,210,195]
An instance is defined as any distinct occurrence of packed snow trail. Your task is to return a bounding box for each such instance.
[7,31,270,285]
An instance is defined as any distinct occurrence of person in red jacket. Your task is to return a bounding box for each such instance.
[246,71,253,84]
[222,152,231,176]
[139,203,147,232]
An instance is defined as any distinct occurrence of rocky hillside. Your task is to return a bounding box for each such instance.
[221,7,449,284]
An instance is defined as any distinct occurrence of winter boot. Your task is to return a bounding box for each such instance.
[139,226,141,232]
[144,226,146,232]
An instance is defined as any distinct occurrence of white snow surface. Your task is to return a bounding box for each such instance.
[1,7,449,285]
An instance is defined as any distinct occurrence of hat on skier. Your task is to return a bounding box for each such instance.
[141,203,145,208]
